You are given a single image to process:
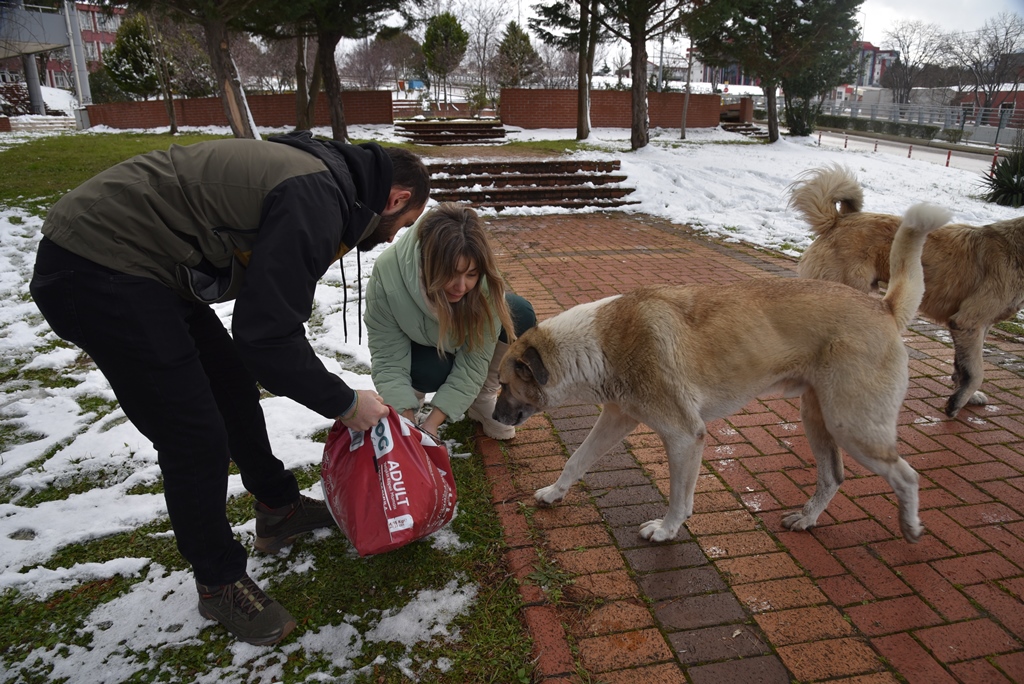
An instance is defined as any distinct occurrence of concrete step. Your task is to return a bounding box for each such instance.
[721,122,769,138]
[428,159,621,175]
[431,173,629,189]
[396,119,508,145]
[432,184,636,203]
[458,197,641,210]
[396,120,503,132]
[427,158,634,210]
[398,131,507,144]
[8,115,76,132]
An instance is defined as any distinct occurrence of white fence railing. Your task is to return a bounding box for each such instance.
[818,100,1023,146]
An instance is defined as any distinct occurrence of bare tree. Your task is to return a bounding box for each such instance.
[234,34,297,93]
[946,12,1024,111]
[882,20,945,104]
[341,38,390,89]
[538,43,577,88]
[461,0,507,94]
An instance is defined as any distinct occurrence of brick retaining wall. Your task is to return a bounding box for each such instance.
[86,91,393,130]
[500,88,723,129]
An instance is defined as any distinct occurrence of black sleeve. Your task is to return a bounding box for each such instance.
[231,173,355,419]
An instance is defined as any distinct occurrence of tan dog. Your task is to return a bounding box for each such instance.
[494,205,950,544]
[791,163,1024,418]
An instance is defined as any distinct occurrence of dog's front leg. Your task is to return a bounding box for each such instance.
[639,428,705,543]
[536,403,639,505]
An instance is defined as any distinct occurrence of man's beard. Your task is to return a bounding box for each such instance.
[357,211,402,252]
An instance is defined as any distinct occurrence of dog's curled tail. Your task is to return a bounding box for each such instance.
[788,164,864,235]
[884,203,951,330]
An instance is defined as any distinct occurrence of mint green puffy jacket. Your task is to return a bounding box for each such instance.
[365,224,500,418]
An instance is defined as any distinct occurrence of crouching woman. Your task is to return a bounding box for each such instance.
[365,202,535,439]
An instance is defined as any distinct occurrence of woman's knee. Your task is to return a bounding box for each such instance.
[502,293,536,341]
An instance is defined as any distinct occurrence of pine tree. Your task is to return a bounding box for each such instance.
[495,22,543,88]
[104,13,161,99]
[423,13,469,104]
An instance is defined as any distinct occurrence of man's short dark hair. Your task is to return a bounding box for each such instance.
[386,147,430,210]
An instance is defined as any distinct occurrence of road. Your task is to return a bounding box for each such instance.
[814,130,999,175]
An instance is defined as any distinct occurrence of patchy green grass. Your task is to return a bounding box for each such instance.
[0,132,227,214]
[0,419,534,683]
[996,319,1024,339]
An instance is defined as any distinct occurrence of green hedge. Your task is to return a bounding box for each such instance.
[816,114,940,140]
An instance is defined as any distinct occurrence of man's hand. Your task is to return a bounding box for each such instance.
[339,389,388,431]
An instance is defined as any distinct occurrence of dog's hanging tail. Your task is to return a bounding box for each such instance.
[883,203,951,331]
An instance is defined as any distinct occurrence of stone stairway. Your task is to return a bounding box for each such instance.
[721,121,769,139]
[427,159,638,210]
[396,119,506,145]
[7,115,77,132]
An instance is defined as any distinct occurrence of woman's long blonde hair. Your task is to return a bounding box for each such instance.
[418,203,515,353]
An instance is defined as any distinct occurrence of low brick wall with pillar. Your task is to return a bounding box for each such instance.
[500,88,722,129]
[86,91,393,130]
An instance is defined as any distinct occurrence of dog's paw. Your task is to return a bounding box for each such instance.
[535,484,567,506]
[781,511,817,532]
[900,517,924,544]
[968,391,988,406]
[638,519,680,542]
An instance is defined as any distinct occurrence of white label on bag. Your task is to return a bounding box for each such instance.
[348,427,365,451]
[388,514,414,532]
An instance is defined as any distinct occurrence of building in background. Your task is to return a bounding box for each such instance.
[0,3,122,90]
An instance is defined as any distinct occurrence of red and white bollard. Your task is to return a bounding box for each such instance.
[907,144,913,158]
[992,144,1001,177]
[873,141,878,152]
[818,132,822,146]
[946,150,952,167]
[844,132,848,149]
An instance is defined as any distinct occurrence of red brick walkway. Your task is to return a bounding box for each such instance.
[475,212,1024,684]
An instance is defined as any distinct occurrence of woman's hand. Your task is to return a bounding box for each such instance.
[339,389,388,432]
[420,408,447,438]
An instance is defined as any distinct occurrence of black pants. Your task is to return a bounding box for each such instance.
[410,293,536,393]
[30,238,298,586]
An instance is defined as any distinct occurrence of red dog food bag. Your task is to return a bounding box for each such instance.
[321,406,457,556]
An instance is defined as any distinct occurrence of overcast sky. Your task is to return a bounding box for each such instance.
[858,0,1024,46]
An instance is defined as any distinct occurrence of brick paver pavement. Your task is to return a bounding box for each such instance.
[474,211,1024,683]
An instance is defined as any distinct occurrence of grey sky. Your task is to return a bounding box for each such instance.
[858,0,1024,46]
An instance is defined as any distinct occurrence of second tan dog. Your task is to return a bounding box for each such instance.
[494,204,950,545]
[791,163,1024,418]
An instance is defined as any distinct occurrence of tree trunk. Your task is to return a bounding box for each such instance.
[203,19,255,139]
[296,35,310,130]
[306,58,323,129]
[575,0,591,140]
[629,24,649,150]
[764,80,780,142]
[681,49,693,140]
[147,15,177,135]
[317,30,348,142]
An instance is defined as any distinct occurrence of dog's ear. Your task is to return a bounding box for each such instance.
[516,346,549,386]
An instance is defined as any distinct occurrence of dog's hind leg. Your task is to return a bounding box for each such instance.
[946,321,989,417]
[536,402,639,505]
[832,427,923,543]
[782,389,844,532]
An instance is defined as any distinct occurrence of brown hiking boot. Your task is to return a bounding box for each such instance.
[254,495,336,554]
[196,575,296,645]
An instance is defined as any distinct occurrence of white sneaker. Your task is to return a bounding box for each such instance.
[467,394,515,440]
